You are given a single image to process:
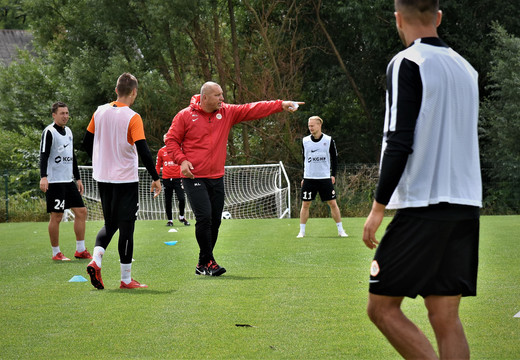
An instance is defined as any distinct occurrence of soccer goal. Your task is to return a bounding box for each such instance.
[78,162,291,221]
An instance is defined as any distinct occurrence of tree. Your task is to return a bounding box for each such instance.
[297,0,398,163]
[480,23,520,213]
[0,51,63,132]
[1,0,520,214]
[0,0,28,29]
[16,0,308,166]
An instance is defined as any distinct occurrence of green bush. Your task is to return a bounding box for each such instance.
[1,168,47,222]
[0,192,47,222]
[2,162,518,222]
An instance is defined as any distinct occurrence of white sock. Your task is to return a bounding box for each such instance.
[121,263,132,284]
[299,224,306,234]
[93,246,105,267]
[76,240,86,252]
[178,215,185,220]
[336,222,344,232]
[52,246,61,256]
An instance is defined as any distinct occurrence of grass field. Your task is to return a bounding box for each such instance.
[1,216,519,359]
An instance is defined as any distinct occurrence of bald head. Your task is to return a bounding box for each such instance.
[201,82,220,96]
[200,81,224,112]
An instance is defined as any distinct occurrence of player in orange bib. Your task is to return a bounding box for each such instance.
[83,73,161,290]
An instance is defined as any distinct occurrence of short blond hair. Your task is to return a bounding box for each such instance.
[308,116,323,125]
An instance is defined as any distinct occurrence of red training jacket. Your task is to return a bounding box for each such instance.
[165,94,283,179]
[155,146,181,179]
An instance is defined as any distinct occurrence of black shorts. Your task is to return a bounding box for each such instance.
[369,206,479,298]
[45,182,85,213]
[300,178,336,202]
[98,182,139,223]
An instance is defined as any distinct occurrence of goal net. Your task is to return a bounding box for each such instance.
[78,162,291,221]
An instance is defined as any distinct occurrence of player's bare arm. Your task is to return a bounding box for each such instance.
[40,177,48,193]
[76,179,84,195]
[363,200,385,249]
[151,179,161,198]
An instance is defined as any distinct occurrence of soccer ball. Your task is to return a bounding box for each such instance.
[221,211,232,219]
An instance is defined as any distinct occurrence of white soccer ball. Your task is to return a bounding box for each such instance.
[221,211,232,219]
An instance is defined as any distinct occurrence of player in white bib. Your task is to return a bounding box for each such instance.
[297,116,348,238]
[83,73,161,290]
[39,102,91,261]
[362,1,481,358]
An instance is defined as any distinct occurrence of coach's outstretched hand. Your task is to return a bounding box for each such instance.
[282,101,305,113]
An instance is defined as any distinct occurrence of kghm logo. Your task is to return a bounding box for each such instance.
[55,156,73,163]
[308,156,326,163]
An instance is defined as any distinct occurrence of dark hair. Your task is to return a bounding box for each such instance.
[116,73,138,97]
[395,0,439,13]
[51,101,68,114]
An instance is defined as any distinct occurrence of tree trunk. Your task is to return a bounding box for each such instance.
[186,15,212,81]
[228,0,251,163]
[163,22,184,90]
[244,0,283,90]
[313,0,373,126]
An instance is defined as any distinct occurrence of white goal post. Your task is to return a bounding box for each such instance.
[78,162,291,221]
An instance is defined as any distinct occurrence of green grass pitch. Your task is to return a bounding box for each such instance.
[1,216,519,359]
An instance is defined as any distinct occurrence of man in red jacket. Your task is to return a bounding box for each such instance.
[156,134,190,227]
[165,81,303,276]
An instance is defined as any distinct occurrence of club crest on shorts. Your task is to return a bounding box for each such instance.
[370,260,380,277]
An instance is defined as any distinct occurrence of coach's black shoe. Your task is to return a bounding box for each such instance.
[195,260,226,276]
[166,221,174,227]
[195,263,207,275]
[206,260,226,276]
[178,217,190,226]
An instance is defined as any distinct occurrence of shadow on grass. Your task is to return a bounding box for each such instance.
[91,288,178,295]
[196,275,264,281]
[299,235,355,239]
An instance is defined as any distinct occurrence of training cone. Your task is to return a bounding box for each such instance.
[164,241,178,246]
[168,229,178,233]
[69,275,87,282]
